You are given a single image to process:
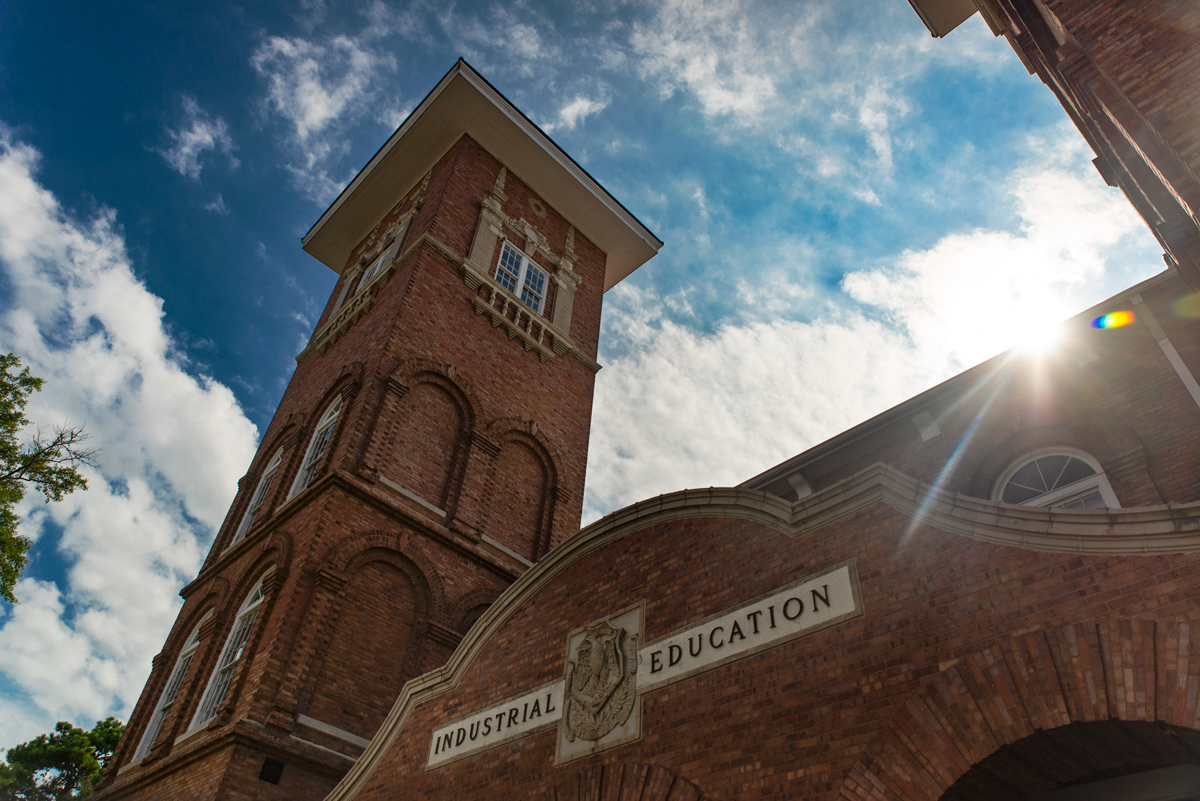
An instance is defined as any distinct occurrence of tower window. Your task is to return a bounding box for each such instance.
[495,241,548,314]
[132,621,203,762]
[192,579,265,728]
[288,397,343,499]
[357,221,408,291]
[232,448,283,545]
[993,448,1119,509]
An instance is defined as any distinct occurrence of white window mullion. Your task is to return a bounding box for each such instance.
[288,397,343,499]
[495,241,548,314]
[233,449,282,545]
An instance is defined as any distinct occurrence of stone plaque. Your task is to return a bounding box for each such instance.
[427,681,563,769]
[638,561,861,690]
[555,604,643,763]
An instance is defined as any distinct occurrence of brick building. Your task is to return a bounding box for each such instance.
[318,266,1200,801]
[100,3,1200,798]
[907,0,1200,290]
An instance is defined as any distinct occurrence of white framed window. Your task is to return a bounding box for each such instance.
[358,225,405,290]
[331,222,409,314]
[191,579,265,728]
[132,621,204,762]
[494,241,548,314]
[993,448,1119,510]
[232,448,282,545]
[288,397,343,499]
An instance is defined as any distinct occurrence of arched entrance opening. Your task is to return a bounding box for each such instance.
[839,620,1200,801]
[938,721,1200,800]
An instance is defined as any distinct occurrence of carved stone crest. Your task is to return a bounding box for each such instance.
[563,620,638,742]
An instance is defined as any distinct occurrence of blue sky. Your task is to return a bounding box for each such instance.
[0,0,1164,745]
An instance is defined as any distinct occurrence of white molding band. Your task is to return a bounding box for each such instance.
[296,714,372,749]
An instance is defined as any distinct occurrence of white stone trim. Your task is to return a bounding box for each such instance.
[297,714,372,749]
[991,447,1119,509]
[379,476,447,518]
[480,535,535,567]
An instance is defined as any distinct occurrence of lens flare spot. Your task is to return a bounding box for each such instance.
[1092,310,1134,329]
[1015,319,1063,354]
[1173,293,1200,319]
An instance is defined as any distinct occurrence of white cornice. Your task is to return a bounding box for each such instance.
[905,0,979,37]
[302,60,661,292]
[324,460,1200,799]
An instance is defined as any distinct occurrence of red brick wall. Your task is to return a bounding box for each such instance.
[485,440,549,561]
[348,506,1200,801]
[306,560,420,738]
[384,381,465,509]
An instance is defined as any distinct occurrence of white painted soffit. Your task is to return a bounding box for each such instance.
[905,0,979,37]
[302,60,662,292]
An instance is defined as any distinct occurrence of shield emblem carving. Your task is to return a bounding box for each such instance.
[563,620,638,742]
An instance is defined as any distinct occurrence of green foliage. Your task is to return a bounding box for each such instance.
[0,718,125,799]
[0,353,95,603]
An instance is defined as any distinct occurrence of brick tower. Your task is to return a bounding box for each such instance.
[94,61,660,801]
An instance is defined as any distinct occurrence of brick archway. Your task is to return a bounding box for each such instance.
[840,620,1200,801]
[546,763,708,801]
[938,720,1200,800]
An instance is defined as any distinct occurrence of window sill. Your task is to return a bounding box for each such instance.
[174,718,214,745]
[117,755,145,775]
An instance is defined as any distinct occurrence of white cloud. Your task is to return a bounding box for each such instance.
[856,81,910,173]
[252,32,396,203]
[204,193,230,215]
[583,129,1160,522]
[630,0,788,120]
[0,129,259,742]
[544,95,609,134]
[156,96,238,180]
[844,132,1149,368]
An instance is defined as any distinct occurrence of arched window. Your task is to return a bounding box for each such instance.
[132,619,204,761]
[232,448,282,545]
[993,448,1119,509]
[288,397,343,499]
[191,578,266,727]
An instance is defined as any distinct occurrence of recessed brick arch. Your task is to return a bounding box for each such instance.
[482,419,560,560]
[484,416,565,478]
[545,763,709,801]
[359,360,480,513]
[447,586,503,635]
[938,720,1200,800]
[321,530,446,621]
[839,619,1200,801]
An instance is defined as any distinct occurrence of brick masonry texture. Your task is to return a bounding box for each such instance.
[96,134,609,801]
[348,507,1200,801]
